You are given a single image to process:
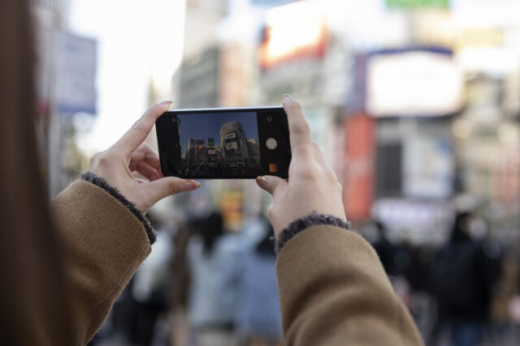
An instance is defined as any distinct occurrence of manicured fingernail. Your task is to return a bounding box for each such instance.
[161,100,173,105]
[182,180,200,191]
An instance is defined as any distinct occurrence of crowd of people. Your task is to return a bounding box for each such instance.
[368,213,520,346]
[86,209,520,346]
[88,212,282,346]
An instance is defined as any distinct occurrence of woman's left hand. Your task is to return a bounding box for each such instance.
[89,101,200,212]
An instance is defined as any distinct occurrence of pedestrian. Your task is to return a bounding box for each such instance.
[187,212,246,346]
[236,221,283,346]
[431,212,501,346]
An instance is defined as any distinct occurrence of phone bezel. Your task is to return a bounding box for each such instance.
[156,106,291,179]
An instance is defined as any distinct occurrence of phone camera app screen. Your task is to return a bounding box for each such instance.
[172,112,260,178]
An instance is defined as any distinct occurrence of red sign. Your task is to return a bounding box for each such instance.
[343,113,375,221]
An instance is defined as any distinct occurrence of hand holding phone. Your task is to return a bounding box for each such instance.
[255,95,346,235]
[156,106,291,179]
[88,101,201,212]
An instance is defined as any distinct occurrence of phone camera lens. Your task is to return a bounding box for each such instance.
[267,116,273,122]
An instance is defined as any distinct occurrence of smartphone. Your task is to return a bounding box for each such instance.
[156,106,291,179]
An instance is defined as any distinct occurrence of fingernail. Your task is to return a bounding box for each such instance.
[256,176,268,188]
[182,180,200,191]
[283,94,292,100]
[161,100,174,106]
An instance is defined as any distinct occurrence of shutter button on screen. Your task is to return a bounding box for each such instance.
[266,138,278,150]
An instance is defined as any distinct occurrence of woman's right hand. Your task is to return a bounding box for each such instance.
[256,94,347,237]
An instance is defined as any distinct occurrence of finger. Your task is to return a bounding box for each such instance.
[113,101,173,155]
[256,175,286,197]
[312,142,326,165]
[147,177,201,201]
[282,94,313,160]
[130,143,163,176]
[140,143,162,170]
[134,161,162,181]
[312,142,339,182]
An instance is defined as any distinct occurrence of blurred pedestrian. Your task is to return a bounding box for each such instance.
[372,221,397,275]
[431,212,501,346]
[236,221,283,346]
[130,213,174,346]
[187,212,245,346]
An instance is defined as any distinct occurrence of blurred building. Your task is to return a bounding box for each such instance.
[35,0,98,199]
[178,47,221,108]
[169,0,520,242]
[174,0,231,108]
[220,121,252,166]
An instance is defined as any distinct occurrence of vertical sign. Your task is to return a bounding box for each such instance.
[343,113,375,221]
[57,33,97,115]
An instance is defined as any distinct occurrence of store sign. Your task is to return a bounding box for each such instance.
[366,48,463,117]
[386,0,450,8]
[343,113,374,221]
[224,132,236,139]
[260,1,328,69]
[57,33,97,115]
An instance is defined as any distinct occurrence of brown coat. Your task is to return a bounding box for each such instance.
[52,180,422,345]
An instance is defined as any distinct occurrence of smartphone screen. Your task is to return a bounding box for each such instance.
[156,107,291,179]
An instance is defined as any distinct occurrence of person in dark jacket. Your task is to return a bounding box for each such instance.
[431,212,501,346]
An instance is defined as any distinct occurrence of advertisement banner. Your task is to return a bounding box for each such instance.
[343,113,374,221]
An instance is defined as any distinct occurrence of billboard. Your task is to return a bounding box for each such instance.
[366,48,464,117]
[260,1,328,70]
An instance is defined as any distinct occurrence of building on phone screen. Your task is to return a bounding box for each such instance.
[247,138,260,163]
[220,121,253,167]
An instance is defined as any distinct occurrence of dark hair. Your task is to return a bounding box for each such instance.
[450,212,472,243]
[0,0,74,344]
[200,212,224,256]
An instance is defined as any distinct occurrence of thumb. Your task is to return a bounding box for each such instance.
[256,175,286,197]
[147,177,201,202]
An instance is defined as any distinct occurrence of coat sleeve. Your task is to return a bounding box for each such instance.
[51,180,152,344]
[276,225,424,346]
